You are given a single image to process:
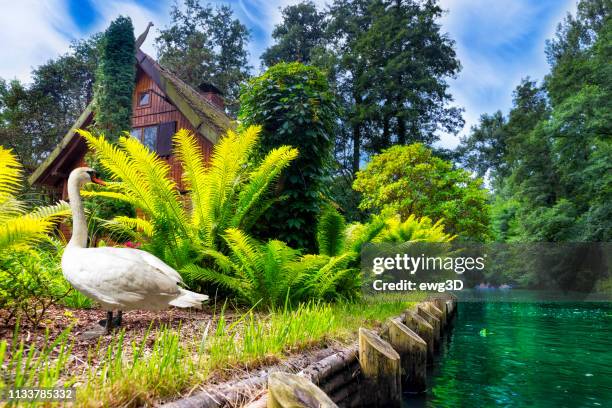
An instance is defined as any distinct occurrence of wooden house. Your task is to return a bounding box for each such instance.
[29,48,232,200]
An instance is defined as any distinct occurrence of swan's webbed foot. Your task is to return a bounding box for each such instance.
[99,310,123,332]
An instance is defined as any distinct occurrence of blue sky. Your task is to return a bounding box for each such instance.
[0,0,576,147]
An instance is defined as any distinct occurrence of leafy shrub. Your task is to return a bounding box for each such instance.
[353,143,490,241]
[239,62,339,251]
[0,240,80,326]
[0,146,73,326]
[186,227,357,308]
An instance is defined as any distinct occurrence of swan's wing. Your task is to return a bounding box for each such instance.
[62,247,181,308]
[131,249,184,284]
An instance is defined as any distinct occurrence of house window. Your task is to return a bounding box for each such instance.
[130,125,158,151]
[143,126,158,150]
[129,121,176,156]
[138,91,151,107]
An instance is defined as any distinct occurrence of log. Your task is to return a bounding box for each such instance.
[162,348,335,408]
[319,362,360,395]
[358,327,401,407]
[268,372,338,408]
[299,345,358,384]
[386,318,427,393]
[417,304,441,349]
[328,379,362,406]
[403,310,434,363]
[432,297,448,322]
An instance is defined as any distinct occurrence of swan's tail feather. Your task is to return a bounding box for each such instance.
[169,289,209,309]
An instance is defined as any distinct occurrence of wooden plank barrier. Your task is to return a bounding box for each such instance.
[403,310,435,363]
[358,328,402,408]
[386,318,427,393]
[268,372,338,408]
[417,304,441,349]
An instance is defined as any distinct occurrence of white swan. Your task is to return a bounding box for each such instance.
[61,167,208,332]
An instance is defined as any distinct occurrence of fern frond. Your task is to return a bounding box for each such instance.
[0,196,25,222]
[223,228,263,284]
[81,190,140,207]
[78,129,156,215]
[108,216,154,238]
[119,135,188,235]
[197,247,239,274]
[0,215,54,251]
[182,263,251,298]
[29,201,72,222]
[231,146,298,228]
[316,206,346,257]
[173,129,209,229]
[0,146,22,197]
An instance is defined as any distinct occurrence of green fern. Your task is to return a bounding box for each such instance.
[0,147,70,251]
[316,206,346,257]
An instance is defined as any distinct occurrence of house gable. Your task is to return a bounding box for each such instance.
[29,51,233,196]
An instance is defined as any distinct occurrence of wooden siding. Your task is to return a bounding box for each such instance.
[131,69,214,191]
[57,69,214,200]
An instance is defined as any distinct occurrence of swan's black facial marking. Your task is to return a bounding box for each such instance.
[85,169,97,180]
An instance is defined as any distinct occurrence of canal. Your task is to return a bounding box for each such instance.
[405,295,612,407]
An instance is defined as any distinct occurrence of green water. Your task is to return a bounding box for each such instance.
[406,298,612,407]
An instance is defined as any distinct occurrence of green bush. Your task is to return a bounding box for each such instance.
[0,241,84,327]
[353,143,490,241]
[93,16,135,138]
[239,62,339,251]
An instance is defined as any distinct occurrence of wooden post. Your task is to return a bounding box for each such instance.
[432,298,448,327]
[268,372,337,408]
[417,305,440,349]
[426,302,445,330]
[386,318,427,393]
[358,327,401,407]
[403,310,434,363]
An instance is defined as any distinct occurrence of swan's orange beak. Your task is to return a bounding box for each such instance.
[92,177,106,186]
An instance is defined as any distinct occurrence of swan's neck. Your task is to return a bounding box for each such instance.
[67,178,88,249]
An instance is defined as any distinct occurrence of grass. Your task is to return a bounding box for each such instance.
[0,294,423,407]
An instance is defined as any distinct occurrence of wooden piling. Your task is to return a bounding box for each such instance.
[268,372,337,408]
[403,310,434,363]
[358,327,402,407]
[417,304,441,348]
[425,302,446,330]
[433,297,448,321]
[386,318,427,393]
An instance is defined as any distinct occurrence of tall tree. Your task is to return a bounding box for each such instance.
[456,111,508,180]
[457,0,611,243]
[155,0,250,114]
[319,0,462,177]
[94,16,135,139]
[261,1,327,67]
[0,36,100,171]
[239,62,339,251]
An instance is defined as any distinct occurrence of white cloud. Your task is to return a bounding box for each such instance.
[435,0,576,149]
[0,0,77,83]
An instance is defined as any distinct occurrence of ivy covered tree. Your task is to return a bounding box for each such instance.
[353,143,490,241]
[94,16,135,139]
[239,62,339,251]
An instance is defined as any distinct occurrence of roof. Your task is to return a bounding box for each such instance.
[29,50,234,186]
